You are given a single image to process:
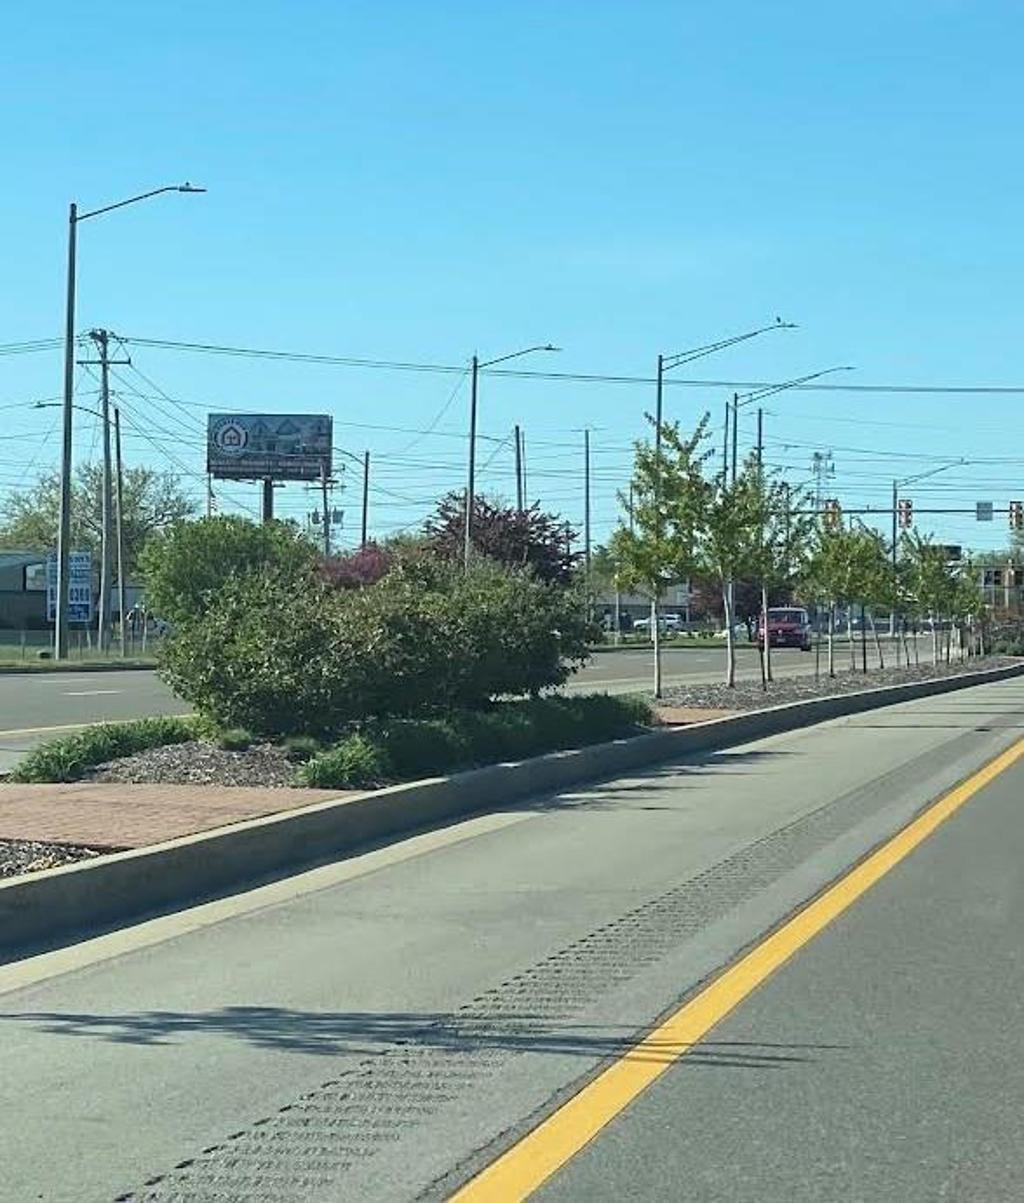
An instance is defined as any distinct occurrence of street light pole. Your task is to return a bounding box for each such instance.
[55,204,78,660]
[463,344,559,569]
[55,182,204,659]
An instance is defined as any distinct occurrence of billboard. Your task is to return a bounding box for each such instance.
[207,414,333,481]
[47,551,92,623]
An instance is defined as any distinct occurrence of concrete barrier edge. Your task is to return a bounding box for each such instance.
[3,660,1022,957]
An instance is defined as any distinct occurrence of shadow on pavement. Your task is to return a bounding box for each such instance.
[0,1004,848,1068]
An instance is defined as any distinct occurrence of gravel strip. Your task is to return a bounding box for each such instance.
[661,655,1020,712]
[0,838,107,880]
[84,740,299,788]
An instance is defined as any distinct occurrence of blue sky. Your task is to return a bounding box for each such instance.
[2,1,1023,552]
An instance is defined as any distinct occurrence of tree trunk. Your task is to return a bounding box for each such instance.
[868,609,885,670]
[827,603,836,677]
[847,609,856,671]
[651,593,662,698]
[913,620,920,666]
[761,582,773,684]
[901,618,913,668]
[723,583,736,687]
[931,613,939,664]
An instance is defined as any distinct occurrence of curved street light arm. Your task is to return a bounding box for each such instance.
[78,183,206,223]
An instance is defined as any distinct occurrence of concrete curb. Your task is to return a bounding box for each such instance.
[3,660,1023,959]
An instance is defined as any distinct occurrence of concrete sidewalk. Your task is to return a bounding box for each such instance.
[0,782,343,850]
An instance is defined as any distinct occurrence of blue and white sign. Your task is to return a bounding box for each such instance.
[46,551,93,623]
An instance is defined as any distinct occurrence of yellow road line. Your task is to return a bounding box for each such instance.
[450,734,1024,1202]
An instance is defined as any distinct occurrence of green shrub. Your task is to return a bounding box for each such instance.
[295,694,651,789]
[298,734,390,789]
[11,715,200,783]
[282,734,323,763]
[141,515,318,628]
[158,552,594,737]
[371,717,474,779]
[215,727,253,752]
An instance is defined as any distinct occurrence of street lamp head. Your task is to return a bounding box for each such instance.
[774,318,798,329]
[177,182,206,193]
[543,344,562,352]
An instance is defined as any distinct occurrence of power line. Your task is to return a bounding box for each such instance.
[118,334,1024,395]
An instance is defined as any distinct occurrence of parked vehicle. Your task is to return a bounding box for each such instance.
[757,607,812,651]
[632,613,684,633]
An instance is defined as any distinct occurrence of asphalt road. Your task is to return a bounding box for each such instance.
[1,677,1023,1201]
[0,670,187,771]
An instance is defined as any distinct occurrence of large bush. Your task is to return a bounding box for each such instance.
[140,516,318,626]
[159,552,594,736]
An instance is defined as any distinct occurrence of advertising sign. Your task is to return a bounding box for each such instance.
[46,551,92,623]
[207,414,333,481]
[976,501,994,522]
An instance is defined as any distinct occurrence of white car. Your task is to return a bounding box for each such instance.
[632,614,684,633]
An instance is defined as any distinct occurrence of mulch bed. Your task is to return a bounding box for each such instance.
[83,740,299,788]
[661,655,1019,712]
[0,838,105,880]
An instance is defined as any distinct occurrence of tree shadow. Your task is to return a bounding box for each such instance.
[0,1004,848,1069]
[527,748,796,812]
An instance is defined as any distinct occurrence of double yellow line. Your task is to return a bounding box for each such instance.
[451,735,1024,1201]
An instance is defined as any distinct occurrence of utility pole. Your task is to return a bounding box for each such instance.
[520,431,528,509]
[77,329,127,653]
[361,450,370,548]
[262,479,274,523]
[756,407,764,470]
[320,463,331,557]
[95,330,113,652]
[722,398,731,481]
[583,428,591,576]
[114,407,127,658]
[890,478,898,639]
[206,474,215,517]
[514,424,523,512]
[731,392,739,484]
[464,354,480,568]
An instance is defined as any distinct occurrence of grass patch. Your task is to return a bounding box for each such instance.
[10,715,203,783]
[297,694,653,790]
[214,727,254,752]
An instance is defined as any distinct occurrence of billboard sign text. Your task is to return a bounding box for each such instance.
[207,414,333,481]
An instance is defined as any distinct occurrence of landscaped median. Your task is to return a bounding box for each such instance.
[2,658,1023,959]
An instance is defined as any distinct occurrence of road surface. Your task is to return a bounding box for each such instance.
[2,676,1023,1201]
[0,642,927,768]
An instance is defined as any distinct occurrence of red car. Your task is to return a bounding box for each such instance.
[757,606,812,651]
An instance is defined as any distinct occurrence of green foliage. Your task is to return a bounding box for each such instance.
[0,462,196,575]
[140,515,318,626]
[609,417,711,598]
[10,715,201,783]
[159,553,593,737]
[282,734,323,763]
[299,734,391,789]
[297,694,654,789]
[215,727,253,752]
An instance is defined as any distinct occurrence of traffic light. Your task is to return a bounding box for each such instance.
[1009,500,1023,530]
[897,497,913,529]
[823,499,842,530]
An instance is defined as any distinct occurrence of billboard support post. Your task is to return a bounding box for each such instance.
[262,479,274,524]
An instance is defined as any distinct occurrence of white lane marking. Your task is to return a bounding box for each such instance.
[62,689,123,697]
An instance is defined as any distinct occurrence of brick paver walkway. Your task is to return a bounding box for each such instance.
[0,783,349,850]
